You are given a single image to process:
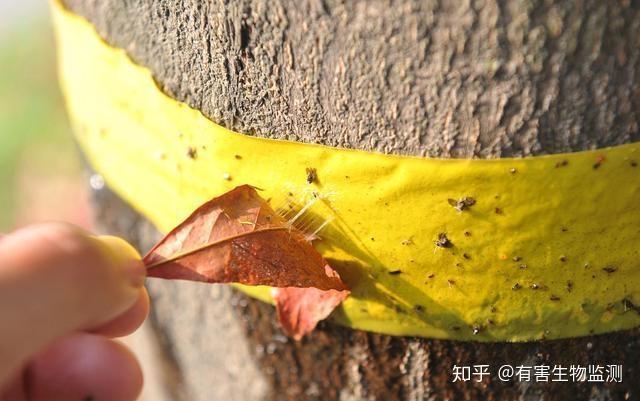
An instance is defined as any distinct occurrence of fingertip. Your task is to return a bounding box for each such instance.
[91,289,150,337]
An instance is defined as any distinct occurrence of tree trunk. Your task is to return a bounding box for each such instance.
[61,0,639,400]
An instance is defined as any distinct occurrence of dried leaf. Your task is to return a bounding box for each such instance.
[144,185,349,339]
[272,287,349,340]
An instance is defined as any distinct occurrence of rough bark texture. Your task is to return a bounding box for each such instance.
[62,0,640,400]
[64,0,639,158]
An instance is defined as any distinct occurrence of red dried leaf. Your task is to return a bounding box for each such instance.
[272,287,349,340]
[144,185,349,339]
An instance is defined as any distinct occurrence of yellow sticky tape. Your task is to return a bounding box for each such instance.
[52,1,640,341]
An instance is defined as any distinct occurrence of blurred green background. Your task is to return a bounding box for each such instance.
[0,2,91,232]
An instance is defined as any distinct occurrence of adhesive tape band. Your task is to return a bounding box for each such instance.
[52,0,640,342]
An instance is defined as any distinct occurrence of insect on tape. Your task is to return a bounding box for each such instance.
[52,0,640,342]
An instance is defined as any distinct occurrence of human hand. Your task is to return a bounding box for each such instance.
[0,223,149,401]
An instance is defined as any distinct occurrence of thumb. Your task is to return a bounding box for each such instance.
[0,223,145,385]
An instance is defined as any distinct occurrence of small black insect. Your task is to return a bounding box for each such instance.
[306,167,318,184]
[186,146,198,159]
[566,280,574,292]
[593,155,605,169]
[622,298,640,314]
[447,197,476,212]
[435,233,453,248]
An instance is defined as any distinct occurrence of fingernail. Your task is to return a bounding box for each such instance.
[94,235,146,287]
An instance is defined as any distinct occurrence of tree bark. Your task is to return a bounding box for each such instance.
[62,0,639,400]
